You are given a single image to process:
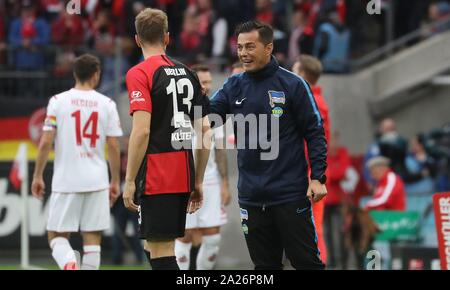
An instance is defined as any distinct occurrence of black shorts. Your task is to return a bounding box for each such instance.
[138,193,190,240]
[239,198,325,270]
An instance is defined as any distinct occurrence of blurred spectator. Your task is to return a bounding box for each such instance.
[1,0,449,88]
[427,1,450,35]
[377,119,408,179]
[340,165,360,197]
[0,3,6,67]
[363,118,408,187]
[177,7,202,64]
[3,0,23,20]
[124,1,148,35]
[255,0,273,25]
[197,0,214,48]
[40,0,64,21]
[87,8,123,95]
[98,36,132,98]
[364,156,406,211]
[423,124,450,192]
[295,0,321,55]
[89,9,116,48]
[8,1,50,70]
[51,9,85,48]
[324,132,351,269]
[230,61,244,75]
[403,134,437,195]
[51,8,85,77]
[194,0,229,59]
[344,0,371,58]
[254,0,288,65]
[53,50,76,77]
[288,10,306,65]
[313,12,350,73]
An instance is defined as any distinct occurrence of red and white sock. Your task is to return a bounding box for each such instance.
[175,240,192,270]
[50,237,78,270]
[197,234,221,270]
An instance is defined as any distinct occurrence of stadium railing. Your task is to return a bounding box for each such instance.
[348,15,450,72]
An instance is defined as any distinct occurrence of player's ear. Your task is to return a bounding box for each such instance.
[164,32,170,47]
[95,71,101,83]
[135,35,142,48]
[292,61,301,75]
[265,42,273,56]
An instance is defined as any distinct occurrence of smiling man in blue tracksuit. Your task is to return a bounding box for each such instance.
[210,21,328,270]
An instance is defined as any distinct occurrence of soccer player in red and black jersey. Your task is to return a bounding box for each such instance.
[123,8,211,270]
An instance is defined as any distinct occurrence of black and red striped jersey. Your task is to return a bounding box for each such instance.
[126,54,208,196]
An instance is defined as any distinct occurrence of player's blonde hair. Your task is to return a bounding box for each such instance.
[135,8,168,45]
[297,55,323,85]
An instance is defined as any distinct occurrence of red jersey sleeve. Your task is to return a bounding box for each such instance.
[126,67,152,115]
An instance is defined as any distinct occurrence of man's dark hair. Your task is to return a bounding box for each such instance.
[191,64,210,73]
[73,54,100,83]
[235,21,273,45]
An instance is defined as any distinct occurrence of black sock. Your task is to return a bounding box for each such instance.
[189,245,201,270]
[144,250,151,265]
[150,256,179,270]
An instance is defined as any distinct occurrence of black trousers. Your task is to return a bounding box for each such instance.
[240,199,325,270]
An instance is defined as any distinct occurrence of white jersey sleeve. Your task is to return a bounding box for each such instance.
[43,96,59,131]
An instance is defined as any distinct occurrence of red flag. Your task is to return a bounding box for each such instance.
[9,143,27,190]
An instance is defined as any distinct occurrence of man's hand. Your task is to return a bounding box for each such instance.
[307,180,327,203]
[187,183,203,214]
[109,181,120,208]
[123,180,138,212]
[220,182,231,206]
[31,177,45,200]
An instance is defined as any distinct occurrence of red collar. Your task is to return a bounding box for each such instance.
[380,170,392,183]
[312,86,322,95]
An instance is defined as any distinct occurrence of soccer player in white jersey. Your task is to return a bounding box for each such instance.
[31,54,123,270]
[175,64,231,270]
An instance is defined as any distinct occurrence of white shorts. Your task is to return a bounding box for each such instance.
[185,182,227,229]
[46,189,110,232]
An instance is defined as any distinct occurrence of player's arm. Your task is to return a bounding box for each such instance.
[293,82,327,202]
[124,67,151,212]
[106,136,121,207]
[215,131,231,206]
[189,115,212,213]
[31,131,55,200]
[209,77,235,125]
[123,111,151,212]
[106,100,123,207]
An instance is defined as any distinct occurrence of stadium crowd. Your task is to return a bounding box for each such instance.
[1,0,450,78]
[0,1,449,270]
